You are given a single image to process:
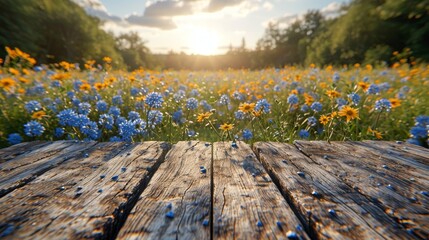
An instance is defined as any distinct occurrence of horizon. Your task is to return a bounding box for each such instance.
[72,0,349,55]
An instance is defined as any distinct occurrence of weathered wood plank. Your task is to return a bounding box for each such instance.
[117,141,211,240]
[294,140,429,239]
[0,141,52,163]
[363,140,429,167]
[213,141,309,239]
[254,142,413,239]
[0,141,169,239]
[0,141,97,198]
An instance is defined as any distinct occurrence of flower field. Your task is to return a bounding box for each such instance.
[1,47,429,148]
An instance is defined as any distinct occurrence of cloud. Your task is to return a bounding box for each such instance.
[205,0,245,12]
[320,2,343,18]
[126,15,177,30]
[72,0,122,22]
[144,1,194,17]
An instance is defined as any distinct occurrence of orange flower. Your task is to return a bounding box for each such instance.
[357,82,369,92]
[32,111,46,120]
[389,98,401,108]
[94,83,104,90]
[338,106,359,122]
[0,78,15,91]
[9,68,20,76]
[219,123,234,131]
[326,90,341,98]
[319,115,330,125]
[304,93,314,105]
[238,103,255,113]
[103,56,112,64]
[80,83,91,91]
[197,112,213,122]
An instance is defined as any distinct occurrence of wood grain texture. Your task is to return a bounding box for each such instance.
[117,141,212,240]
[213,141,308,240]
[254,142,414,240]
[0,141,52,164]
[0,141,169,239]
[294,140,428,239]
[0,141,97,198]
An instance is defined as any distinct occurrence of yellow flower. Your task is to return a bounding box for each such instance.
[197,112,213,122]
[0,78,16,91]
[103,56,112,63]
[219,123,234,131]
[304,93,314,105]
[9,68,20,76]
[94,83,104,91]
[326,90,341,98]
[238,103,255,113]
[19,77,30,84]
[319,115,330,125]
[338,106,359,122]
[51,73,71,81]
[80,83,91,91]
[32,111,46,120]
[368,128,383,139]
[357,82,369,92]
[389,98,401,108]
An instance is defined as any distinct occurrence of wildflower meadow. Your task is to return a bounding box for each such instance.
[1,47,429,148]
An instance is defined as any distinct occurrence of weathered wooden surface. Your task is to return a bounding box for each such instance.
[294,140,429,239]
[0,141,97,198]
[117,141,212,240]
[213,141,309,239]
[254,142,413,239]
[0,140,428,240]
[0,141,168,239]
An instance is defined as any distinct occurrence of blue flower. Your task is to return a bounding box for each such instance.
[310,102,322,112]
[96,100,108,112]
[148,110,163,126]
[145,92,164,108]
[374,99,392,112]
[367,84,380,95]
[219,94,230,106]
[8,133,23,145]
[187,130,197,137]
[287,94,299,105]
[348,93,360,105]
[242,129,253,140]
[200,100,212,111]
[410,126,427,139]
[336,98,347,108]
[57,109,79,127]
[78,102,91,115]
[232,91,244,100]
[255,99,271,113]
[173,90,186,102]
[298,129,309,139]
[130,87,140,96]
[54,128,65,138]
[307,116,317,126]
[25,100,42,113]
[128,111,140,121]
[333,72,340,82]
[119,120,137,142]
[235,111,245,120]
[99,114,114,130]
[108,106,121,117]
[186,98,199,110]
[415,115,429,128]
[109,136,122,142]
[24,121,45,137]
[72,97,81,107]
[172,109,185,124]
[300,105,309,112]
[112,95,123,105]
[80,121,99,140]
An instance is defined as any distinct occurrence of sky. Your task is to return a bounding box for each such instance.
[72,0,349,55]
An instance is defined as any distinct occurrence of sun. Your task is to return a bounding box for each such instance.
[188,28,219,55]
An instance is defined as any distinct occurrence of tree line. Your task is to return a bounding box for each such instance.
[1,0,428,70]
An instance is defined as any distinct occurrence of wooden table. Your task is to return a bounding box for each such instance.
[0,140,428,239]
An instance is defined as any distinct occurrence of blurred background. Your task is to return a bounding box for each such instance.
[0,0,428,70]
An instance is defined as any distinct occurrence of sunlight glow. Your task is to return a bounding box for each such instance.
[188,28,219,55]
